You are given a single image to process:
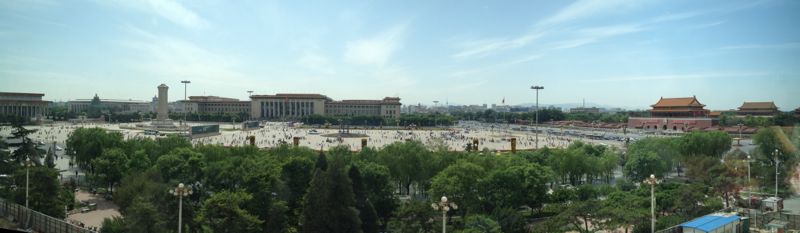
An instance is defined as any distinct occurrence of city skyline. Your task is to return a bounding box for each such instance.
[1,0,799,110]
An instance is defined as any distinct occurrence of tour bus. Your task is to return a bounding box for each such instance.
[144,129,159,135]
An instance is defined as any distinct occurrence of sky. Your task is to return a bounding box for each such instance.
[0,0,798,111]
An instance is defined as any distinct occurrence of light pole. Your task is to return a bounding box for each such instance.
[170,183,192,233]
[432,196,457,233]
[530,85,544,149]
[181,80,191,125]
[774,149,780,198]
[747,154,751,208]
[644,174,658,233]
[25,156,32,229]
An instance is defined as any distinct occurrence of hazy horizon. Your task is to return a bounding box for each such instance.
[1,0,799,110]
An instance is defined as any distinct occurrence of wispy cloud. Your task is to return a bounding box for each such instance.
[536,0,645,28]
[720,42,800,50]
[688,21,724,30]
[121,27,250,86]
[109,0,208,29]
[344,24,407,66]
[548,23,645,50]
[298,51,335,74]
[450,53,543,78]
[581,71,772,83]
[451,32,544,60]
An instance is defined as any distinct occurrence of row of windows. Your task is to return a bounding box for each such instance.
[260,101,316,118]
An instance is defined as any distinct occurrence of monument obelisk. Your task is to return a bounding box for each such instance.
[151,84,177,129]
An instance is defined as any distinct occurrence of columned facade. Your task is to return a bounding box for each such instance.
[0,92,50,120]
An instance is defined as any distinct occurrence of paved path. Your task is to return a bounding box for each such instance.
[66,190,120,229]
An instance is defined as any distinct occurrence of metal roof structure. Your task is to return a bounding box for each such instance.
[680,214,740,232]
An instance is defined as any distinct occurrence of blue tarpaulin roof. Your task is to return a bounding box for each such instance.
[680,214,740,232]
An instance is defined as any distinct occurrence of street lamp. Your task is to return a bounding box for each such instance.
[774,149,780,198]
[747,154,751,208]
[432,196,457,233]
[530,85,544,149]
[170,183,193,233]
[643,174,658,233]
[181,80,191,125]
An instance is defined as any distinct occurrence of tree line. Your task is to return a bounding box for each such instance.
[46,125,797,232]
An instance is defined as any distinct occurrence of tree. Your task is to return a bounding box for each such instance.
[481,163,551,211]
[100,216,127,233]
[350,166,379,233]
[624,151,669,182]
[14,166,65,218]
[10,125,42,165]
[302,155,362,233]
[355,162,396,228]
[66,127,123,171]
[125,197,168,233]
[490,207,526,233]
[599,191,647,233]
[429,160,486,214]
[92,148,129,194]
[386,200,436,233]
[679,131,731,158]
[45,147,56,168]
[458,215,502,233]
[281,156,315,224]
[196,191,263,233]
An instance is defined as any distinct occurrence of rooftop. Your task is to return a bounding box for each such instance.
[0,92,45,97]
[651,96,705,108]
[739,101,778,110]
[680,213,739,232]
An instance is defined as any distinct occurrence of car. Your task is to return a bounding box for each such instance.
[55,146,63,151]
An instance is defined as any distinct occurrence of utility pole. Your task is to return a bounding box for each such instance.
[530,85,544,149]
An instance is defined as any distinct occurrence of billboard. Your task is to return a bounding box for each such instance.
[191,125,220,135]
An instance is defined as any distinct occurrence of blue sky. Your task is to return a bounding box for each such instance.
[1,0,798,110]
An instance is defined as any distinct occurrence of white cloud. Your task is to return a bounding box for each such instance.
[688,21,724,30]
[452,32,544,59]
[344,24,406,66]
[720,42,800,50]
[581,71,772,83]
[121,27,251,87]
[536,0,644,27]
[298,52,335,74]
[110,0,208,29]
[547,23,645,50]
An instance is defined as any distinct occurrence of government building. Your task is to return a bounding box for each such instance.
[628,96,713,131]
[250,94,401,120]
[0,92,50,120]
[67,94,152,114]
[177,96,251,116]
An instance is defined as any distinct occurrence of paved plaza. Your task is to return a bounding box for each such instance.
[1,121,628,153]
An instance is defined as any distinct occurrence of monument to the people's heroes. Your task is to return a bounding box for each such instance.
[150,84,179,129]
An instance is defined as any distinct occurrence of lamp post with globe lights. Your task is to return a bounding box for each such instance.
[644,174,658,233]
[432,196,457,233]
[170,183,193,233]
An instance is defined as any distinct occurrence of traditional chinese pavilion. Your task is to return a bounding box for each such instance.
[628,96,714,131]
[737,101,779,116]
[650,96,710,117]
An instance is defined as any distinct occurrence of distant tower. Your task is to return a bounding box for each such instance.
[157,84,169,121]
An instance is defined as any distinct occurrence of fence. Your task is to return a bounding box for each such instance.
[0,198,95,233]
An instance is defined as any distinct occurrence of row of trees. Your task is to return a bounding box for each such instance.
[56,125,795,232]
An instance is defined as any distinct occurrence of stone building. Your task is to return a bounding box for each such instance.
[0,92,50,120]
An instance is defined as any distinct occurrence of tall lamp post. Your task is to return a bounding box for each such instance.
[644,174,658,233]
[181,80,191,125]
[747,154,751,208]
[170,183,192,233]
[25,157,32,229]
[774,149,780,198]
[432,196,457,233]
[530,85,544,149]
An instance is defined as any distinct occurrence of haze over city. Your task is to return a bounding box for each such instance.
[1,0,799,110]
